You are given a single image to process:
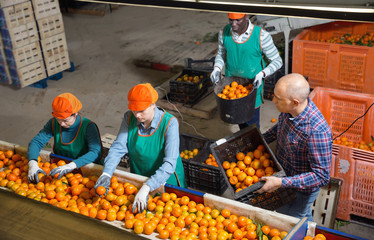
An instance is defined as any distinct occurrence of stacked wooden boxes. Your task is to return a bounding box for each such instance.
[0,0,70,88]
[0,0,46,87]
[32,0,70,76]
[0,31,11,84]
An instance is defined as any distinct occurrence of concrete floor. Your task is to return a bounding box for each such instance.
[0,5,372,239]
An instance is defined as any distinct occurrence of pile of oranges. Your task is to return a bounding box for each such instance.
[333,136,374,152]
[0,149,328,240]
[222,145,276,193]
[125,191,289,240]
[202,153,218,167]
[304,234,327,240]
[180,149,199,160]
[0,151,139,222]
[217,81,253,100]
[176,74,204,83]
[318,32,373,47]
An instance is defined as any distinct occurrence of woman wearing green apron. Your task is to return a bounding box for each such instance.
[27,93,103,183]
[95,83,186,213]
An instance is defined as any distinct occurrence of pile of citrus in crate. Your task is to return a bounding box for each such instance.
[333,136,374,152]
[222,145,277,193]
[176,74,204,83]
[180,149,199,160]
[202,153,218,167]
[126,192,290,240]
[318,32,373,46]
[217,81,253,100]
[304,234,327,240]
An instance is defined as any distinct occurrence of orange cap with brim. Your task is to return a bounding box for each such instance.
[228,13,245,19]
[52,93,82,119]
[128,83,158,111]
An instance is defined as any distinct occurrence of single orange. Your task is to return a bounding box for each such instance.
[96,186,106,196]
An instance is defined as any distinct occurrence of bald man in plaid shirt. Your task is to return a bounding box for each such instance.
[258,73,332,222]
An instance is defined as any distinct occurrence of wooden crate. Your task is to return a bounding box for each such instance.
[37,13,64,39]
[41,32,70,76]
[31,0,60,20]
[1,20,39,49]
[4,41,42,69]
[9,60,46,88]
[0,1,34,29]
[311,178,342,228]
[0,0,28,8]
[0,44,12,85]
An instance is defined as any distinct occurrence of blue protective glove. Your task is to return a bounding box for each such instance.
[28,160,47,183]
[253,71,265,88]
[94,173,111,197]
[132,184,150,213]
[49,162,77,180]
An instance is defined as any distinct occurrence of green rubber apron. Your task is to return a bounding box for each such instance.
[127,109,186,188]
[52,116,103,164]
[223,24,265,108]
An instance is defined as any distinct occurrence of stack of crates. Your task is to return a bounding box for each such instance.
[0,0,46,87]
[310,87,374,221]
[0,0,70,88]
[0,31,11,84]
[32,0,70,76]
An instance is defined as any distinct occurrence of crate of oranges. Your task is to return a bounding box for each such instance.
[293,21,374,94]
[169,69,209,104]
[179,133,211,186]
[187,148,227,195]
[210,124,296,209]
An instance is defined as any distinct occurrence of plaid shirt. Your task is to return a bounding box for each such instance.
[263,99,332,193]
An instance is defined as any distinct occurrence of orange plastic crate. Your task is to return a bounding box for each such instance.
[293,21,374,94]
[310,87,374,221]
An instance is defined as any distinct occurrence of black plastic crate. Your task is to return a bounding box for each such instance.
[243,188,296,211]
[179,133,211,186]
[263,66,285,100]
[170,69,209,95]
[210,125,287,202]
[185,57,215,73]
[169,84,208,105]
[187,148,227,195]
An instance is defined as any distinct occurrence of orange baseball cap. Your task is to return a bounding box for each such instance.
[128,83,158,111]
[228,13,245,19]
[52,93,82,119]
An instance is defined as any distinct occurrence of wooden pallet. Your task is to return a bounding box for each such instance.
[60,2,119,16]
[155,74,217,120]
[135,40,217,71]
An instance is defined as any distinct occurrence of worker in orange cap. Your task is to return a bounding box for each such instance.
[94,83,186,213]
[211,12,283,129]
[27,93,103,183]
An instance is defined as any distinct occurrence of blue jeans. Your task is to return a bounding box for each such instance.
[238,107,260,130]
[276,189,320,222]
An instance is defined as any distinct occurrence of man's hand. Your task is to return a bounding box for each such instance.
[253,71,265,88]
[28,160,47,184]
[49,162,77,180]
[94,173,111,197]
[256,176,282,194]
[132,184,150,213]
[210,67,221,84]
